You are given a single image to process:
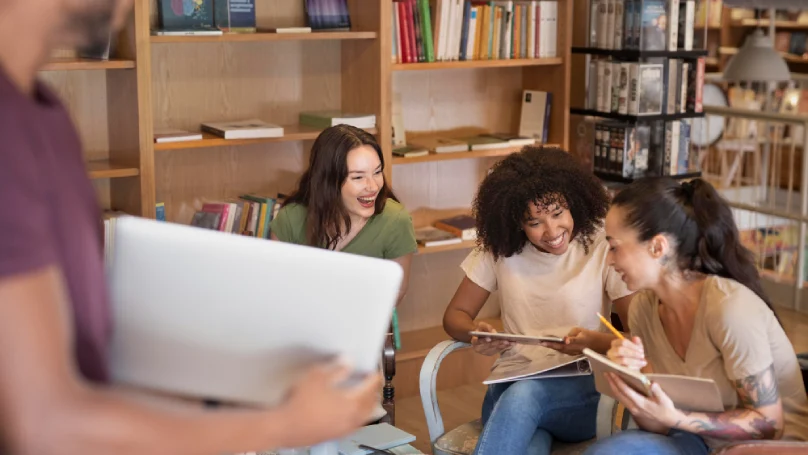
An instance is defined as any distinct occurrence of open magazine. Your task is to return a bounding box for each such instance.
[483,348,592,385]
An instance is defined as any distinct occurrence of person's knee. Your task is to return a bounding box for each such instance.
[582,430,650,455]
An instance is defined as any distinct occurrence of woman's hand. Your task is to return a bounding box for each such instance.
[540,327,592,355]
[606,372,680,433]
[470,321,513,356]
[607,336,647,371]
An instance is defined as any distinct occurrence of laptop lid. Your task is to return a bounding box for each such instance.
[106,216,402,407]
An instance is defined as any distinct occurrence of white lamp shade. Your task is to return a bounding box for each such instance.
[723,29,790,82]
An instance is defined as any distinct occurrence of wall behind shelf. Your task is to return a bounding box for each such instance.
[391,68,527,332]
[39,70,115,210]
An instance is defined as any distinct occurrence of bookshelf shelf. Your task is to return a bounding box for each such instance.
[392,143,561,165]
[154,125,379,151]
[732,19,808,30]
[569,108,705,123]
[596,171,703,185]
[42,58,136,71]
[86,161,140,179]
[150,31,378,43]
[417,239,476,255]
[571,47,709,60]
[392,57,563,71]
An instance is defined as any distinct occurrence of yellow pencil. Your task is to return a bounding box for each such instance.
[597,312,625,340]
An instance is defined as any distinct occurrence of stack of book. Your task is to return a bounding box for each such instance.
[189,194,285,239]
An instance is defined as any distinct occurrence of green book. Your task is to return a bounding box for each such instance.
[299,111,376,130]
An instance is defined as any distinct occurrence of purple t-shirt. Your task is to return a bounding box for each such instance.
[0,68,110,382]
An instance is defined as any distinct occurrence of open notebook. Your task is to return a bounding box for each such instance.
[483,349,592,385]
[583,348,725,413]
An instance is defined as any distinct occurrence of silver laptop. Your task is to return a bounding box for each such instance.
[106,215,402,407]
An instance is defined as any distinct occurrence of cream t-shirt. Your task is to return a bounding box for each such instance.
[461,228,632,375]
[629,275,808,449]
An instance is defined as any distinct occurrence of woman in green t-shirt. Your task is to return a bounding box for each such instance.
[269,124,418,305]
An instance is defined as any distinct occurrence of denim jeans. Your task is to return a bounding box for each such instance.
[582,429,710,455]
[473,374,600,455]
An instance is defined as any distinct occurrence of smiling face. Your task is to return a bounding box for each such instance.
[605,205,668,291]
[341,144,385,222]
[522,198,574,255]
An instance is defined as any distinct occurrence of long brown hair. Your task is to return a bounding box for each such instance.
[284,124,395,250]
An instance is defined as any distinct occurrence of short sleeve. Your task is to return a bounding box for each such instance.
[0,124,57,277]
[460,248,498,292]
[384,209,417,259]
[705,285,775,380]
[269,204,298,244]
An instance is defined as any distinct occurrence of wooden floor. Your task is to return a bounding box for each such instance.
[395,306,808,454]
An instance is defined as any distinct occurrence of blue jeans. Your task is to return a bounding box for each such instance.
[583,429,710,455]
[473,375,600,455]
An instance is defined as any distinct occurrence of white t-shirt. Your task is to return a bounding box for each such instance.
[461,227,631,374]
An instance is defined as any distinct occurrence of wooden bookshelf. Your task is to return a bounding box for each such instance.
[150,30,378,43]
[732,19,808,30]
[154,126,379,151]
[52,0,572,395]
[86,161,140,179]
[42,58,136,71]
[392,57,563,71]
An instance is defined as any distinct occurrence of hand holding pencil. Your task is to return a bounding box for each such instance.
[598,312,648,372]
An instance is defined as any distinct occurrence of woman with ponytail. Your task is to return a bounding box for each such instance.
[584,177,808,455]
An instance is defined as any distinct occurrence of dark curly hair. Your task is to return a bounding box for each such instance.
[473,146,610,259]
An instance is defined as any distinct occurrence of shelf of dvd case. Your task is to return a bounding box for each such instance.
[595,171,702,185]
[571,47,709,60]
[569,108,704,123]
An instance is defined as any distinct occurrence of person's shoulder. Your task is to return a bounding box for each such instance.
[277,202,307,218]
[703,275,770,319]
[380,198,414,226]
[381,198,409,218]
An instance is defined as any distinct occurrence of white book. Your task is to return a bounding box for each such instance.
[605,0,615,50]
[450,0,462,60]
[613,0,624,51]
[590,0,601,47]
[153,128,203,143]
[587,60,599,110]
[627,62,640,115]
[528,1,537,58]
[611,62,622,113]
[466,7,478,60]
[618,62,631,114]
[596,60,606,112]
[667,0,680,51]
[549,1,558,57]
[681,0,695,50]
[602,61,613,113]
[200,119,284,140]
[438,0,451,61]
[597,0,608,49]
[268,27,312,33]
[152,29,223,36]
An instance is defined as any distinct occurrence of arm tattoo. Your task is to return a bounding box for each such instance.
[735,364,780,408]
[675,364,781,440]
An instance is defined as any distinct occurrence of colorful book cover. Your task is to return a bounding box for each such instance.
[158,0,215,30]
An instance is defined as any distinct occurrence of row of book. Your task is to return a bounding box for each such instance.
[154,111,376,143]
[589,0,696,52]
[592,118,692,178]
[415,214,477,248]
[586,58,705,116]
[392,0,558,64]
[190,194,286,238]
[154,0,350,35]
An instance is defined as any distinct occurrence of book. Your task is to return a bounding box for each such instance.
[434,214,477,241]
[460,135,510,151]
[484,351,593,385]
[298,111,376,129]
[518,90,552,142]
[154,128,203,143]
[214,0,256,32]
[157,0,215,30]
[415,226,461,247]
[408,136,468,154]
[305,0,352,31]
[482,132,536,147]
[337,423,416,455]
[583,348,725,413]
[393,145,429,158]
[200,119,284,139]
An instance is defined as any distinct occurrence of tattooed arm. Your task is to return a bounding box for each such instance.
[670,364,784,440]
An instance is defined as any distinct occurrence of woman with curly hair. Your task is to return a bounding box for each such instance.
[442,146,634,455]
